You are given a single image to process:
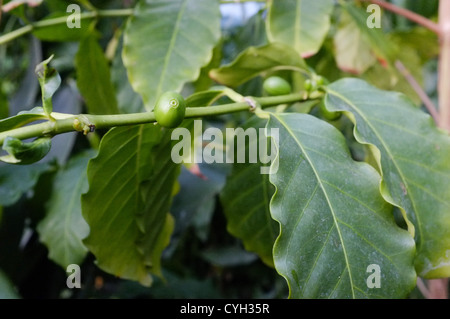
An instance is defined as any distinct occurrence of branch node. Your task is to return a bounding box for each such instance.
[244,97,260,112]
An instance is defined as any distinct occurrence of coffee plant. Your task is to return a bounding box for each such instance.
[0,0,448,299]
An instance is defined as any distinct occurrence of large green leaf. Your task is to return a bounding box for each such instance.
[76,34,119,115]
[111,39,145,114]
[82,124,163,285]
[266,0,334,57]
[220,116,277,267]
[0,163,49,206]
[0,269,20,299]
[123,0,221,110]
[37,150,94,269]
[325,78,450,278]
[267,113,416,298]
[209,43,306,87]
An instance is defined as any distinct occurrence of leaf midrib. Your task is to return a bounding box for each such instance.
[271,113,356,299]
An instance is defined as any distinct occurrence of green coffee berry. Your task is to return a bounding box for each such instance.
[263,76,292,96]
[154,91,186,128]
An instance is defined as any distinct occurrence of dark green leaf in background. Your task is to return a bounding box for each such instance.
[342,3,397,65]
[82,123,180,285]
[170,164,225,245]
[0,136,52,165]
[76,34,119,115]
[111,39,145,114]
[136,130,181,276]
[0,107,46,133]
[0,86,9,120]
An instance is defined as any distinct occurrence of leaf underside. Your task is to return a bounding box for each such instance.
[209,43,306,87]
[123,0,221,110]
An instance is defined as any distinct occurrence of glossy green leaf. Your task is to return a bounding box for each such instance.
[267,112,416,298]
[220,116,277,267]
[1,136,51,165]
[266,0,334,57]
[123,0,221,110]
[209,43,306,87]
[37,150,94,269]
[325,78,450,278]
[0,107,46,132]
[76,34,119,115]
[201,246,258,267]
[35,55,61,117]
